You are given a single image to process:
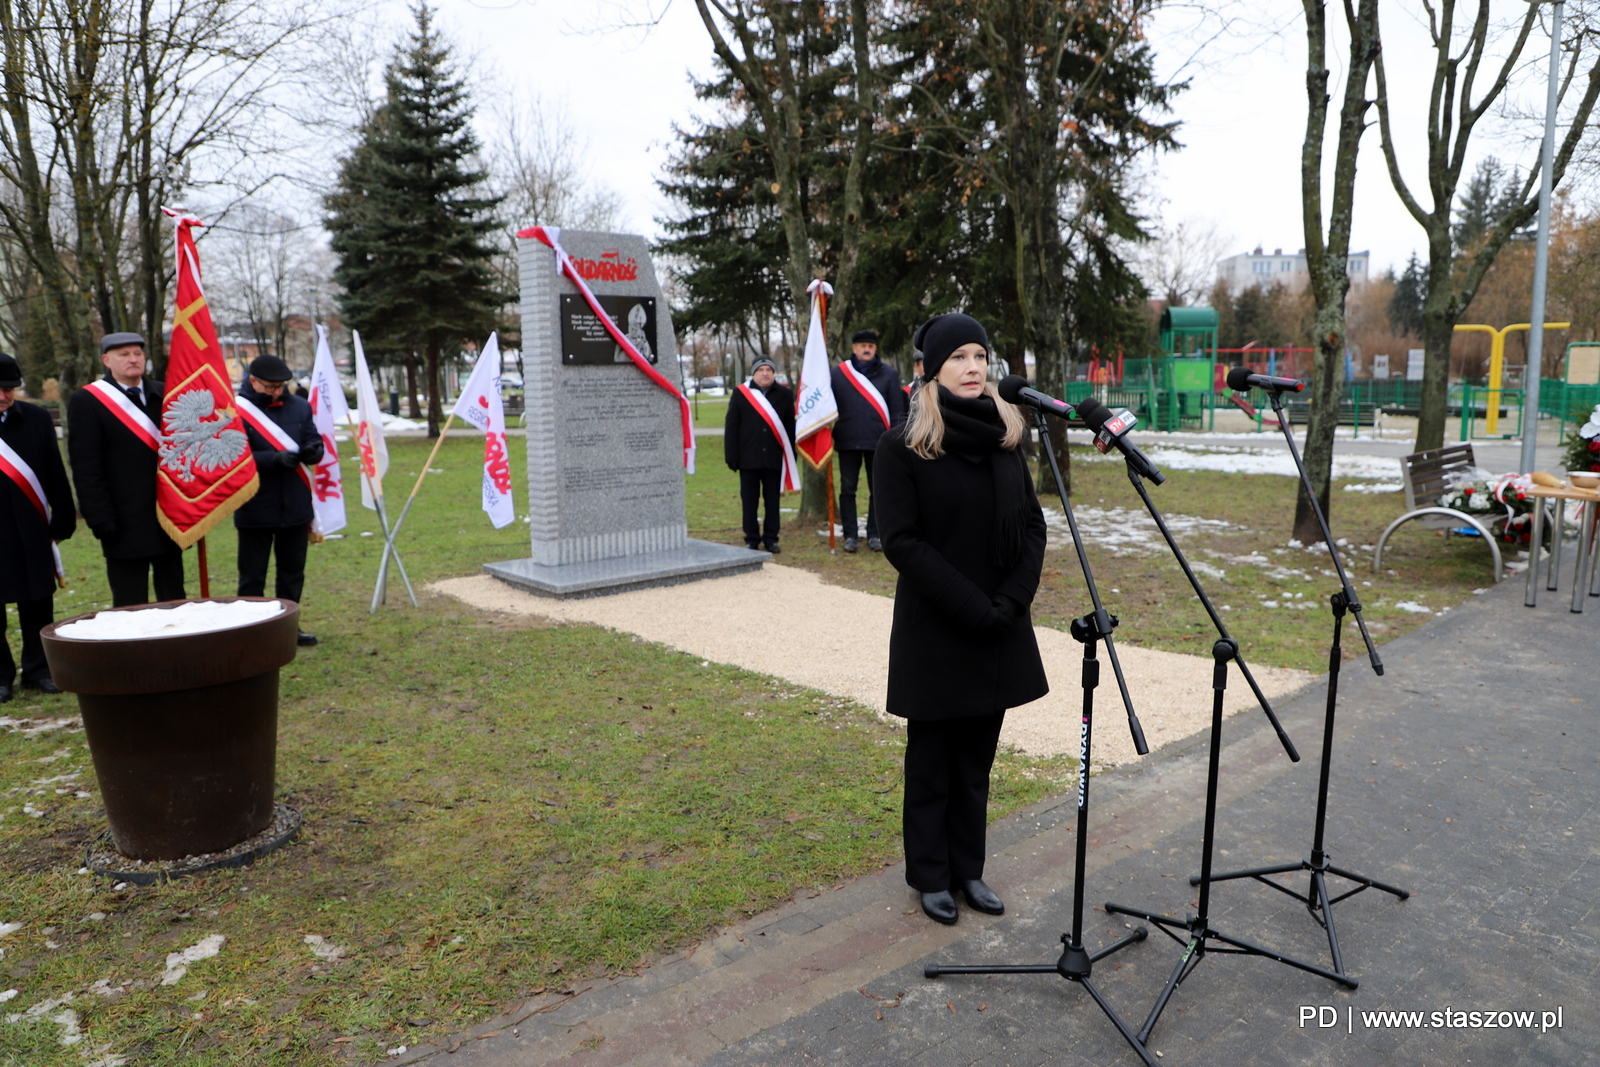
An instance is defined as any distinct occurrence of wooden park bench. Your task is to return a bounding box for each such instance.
[1371,443,1504,581]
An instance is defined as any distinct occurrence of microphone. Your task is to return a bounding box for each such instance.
[1227,366,1305,393]
[1075,397,1166,485]
[997,374,1076,419]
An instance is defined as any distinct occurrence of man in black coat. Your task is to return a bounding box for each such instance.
[234,355,323,646]
[0,355,77,701]
[67,331,186,607]
[724,356,796,552]
[828,328,905,553]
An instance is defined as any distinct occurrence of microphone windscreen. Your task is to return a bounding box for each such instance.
[1226,365,1254,392]
[1075,396,1110,432]
[997,374,1029,404]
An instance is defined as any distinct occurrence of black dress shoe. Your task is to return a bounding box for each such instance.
[297,631,318,647]
[867,536,883,552]
[22,677,61,694]
[960,879,1005,915]
[0,684,12,703]
[763,541,781,555]
[842,537,859,553]
[920,890,958,925]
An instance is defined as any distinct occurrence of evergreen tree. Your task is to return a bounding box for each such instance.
[1452,157,1524,252]
[325,4,505,437]
[1388,252,1427,337]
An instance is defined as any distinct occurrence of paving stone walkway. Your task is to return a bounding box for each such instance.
[399,550,1599,1067]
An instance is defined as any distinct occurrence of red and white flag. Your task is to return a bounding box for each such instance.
[350,330,389,509]
[156,210,259,547]
[794,279,837,469]
[307,325,348,534]
[451,333,516,529]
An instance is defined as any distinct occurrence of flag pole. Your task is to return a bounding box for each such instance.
[385,413,457,542]
[347,412,418,612]
[197,537,210,597]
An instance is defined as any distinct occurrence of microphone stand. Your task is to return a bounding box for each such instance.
[1100,433,1354,1050]
[1198,388,1408,979]
[925,408,1156,1067]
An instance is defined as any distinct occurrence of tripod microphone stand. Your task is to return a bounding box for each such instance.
[1087,402,1354,1048]
[1197,385,1408,979]
[925,406,1157,1067]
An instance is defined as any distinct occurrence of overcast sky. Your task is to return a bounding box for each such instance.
[419,0,1576,283]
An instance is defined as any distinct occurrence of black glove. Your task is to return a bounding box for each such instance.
[90,521,118,542]
[275,450,301,469]
[983,596,1021,633]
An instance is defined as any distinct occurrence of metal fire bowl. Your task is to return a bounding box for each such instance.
[41,596,299,694]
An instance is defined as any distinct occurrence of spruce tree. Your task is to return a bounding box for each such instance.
[325,4,505,437]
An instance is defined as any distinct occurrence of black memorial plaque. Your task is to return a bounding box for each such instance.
[560,294,659,366]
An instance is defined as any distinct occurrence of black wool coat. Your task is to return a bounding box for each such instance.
[874,427,1048,720]
[67,376,180,559]
[234,387,325,529]
[0,401,76,603]
[724,381,796,471]
[829,358,906,452]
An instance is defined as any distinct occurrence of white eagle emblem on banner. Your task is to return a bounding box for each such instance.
[159,389,249,479]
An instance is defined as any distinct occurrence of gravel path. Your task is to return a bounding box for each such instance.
[430,564,1312,767]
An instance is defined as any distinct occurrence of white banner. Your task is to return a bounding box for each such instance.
[794,279,838,446]
[451,333,516,529]
[351,331,390,508]
[308,325,348,534]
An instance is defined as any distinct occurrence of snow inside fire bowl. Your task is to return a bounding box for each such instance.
[56,600,286,640]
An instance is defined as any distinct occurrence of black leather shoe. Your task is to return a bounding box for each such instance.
[920,890,958,925]
[763,541,781,555]
[842,537,858,553]
[0,684,12,704]
[961,879,1005,915]
[22,677,61,694]
[297,631,318,647]
[867,536,883,552]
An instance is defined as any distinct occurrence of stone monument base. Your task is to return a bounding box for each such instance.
[484,540,768,599]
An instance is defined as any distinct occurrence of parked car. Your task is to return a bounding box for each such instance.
[697,376,727,397]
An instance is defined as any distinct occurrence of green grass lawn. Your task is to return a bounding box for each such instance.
[0,435,1072,1067]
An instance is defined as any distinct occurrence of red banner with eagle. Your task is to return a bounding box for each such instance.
[156,210,259,548]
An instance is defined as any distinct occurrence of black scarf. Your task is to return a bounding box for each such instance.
[938,387,1030,568]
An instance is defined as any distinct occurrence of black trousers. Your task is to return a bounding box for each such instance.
[837,449,876,540]
[0,596,52,686]
[237,525,309,604]
[739,467,781,546]
[903,710,1006,892]
[105,548,186,607]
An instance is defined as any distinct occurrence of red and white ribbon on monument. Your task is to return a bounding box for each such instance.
[518,226,696,473]
[736,382,800,492]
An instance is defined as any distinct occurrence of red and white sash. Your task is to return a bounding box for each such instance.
[83,379,160,450]
[737,383,800,492]
[0,436,50,522]
[839,360,891,429]
[236,395,314,495]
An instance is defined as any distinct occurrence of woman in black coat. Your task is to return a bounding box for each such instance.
[873,312,1048,925]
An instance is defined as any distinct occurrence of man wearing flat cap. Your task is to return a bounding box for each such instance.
[67,332,187,606]
[724,356,796,553]
[829,328,905,552]
[235,354,323,646]
[0,353,76,701]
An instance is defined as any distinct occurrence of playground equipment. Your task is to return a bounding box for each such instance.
[1153,306,1218,431]
[1452,321,1569,436]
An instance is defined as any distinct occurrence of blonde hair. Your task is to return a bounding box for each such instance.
[905,381,1028,459]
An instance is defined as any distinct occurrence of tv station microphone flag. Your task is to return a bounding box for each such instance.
[794,279,837,469]
[155,209,259,548]
[451,333,516,529]
[307,324,348,535]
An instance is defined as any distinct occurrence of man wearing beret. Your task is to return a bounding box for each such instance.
[67,332,187,606]
[235,355,323,646]
[0,354,76,701]
[829,328,905,553]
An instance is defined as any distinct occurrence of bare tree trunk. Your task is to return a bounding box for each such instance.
[405,353,421,418]
[425,338,443,437]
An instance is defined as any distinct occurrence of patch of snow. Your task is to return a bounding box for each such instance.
[57,600,284,641]
[303,935,346,963]
[1343,482,1402,494]
[161,934,225,986]
[1040,505,1241,557]
[1393,601,1432,614]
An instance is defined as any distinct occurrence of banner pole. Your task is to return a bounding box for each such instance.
[197,536,210,597]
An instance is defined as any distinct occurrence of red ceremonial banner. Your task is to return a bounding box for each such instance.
[156,212,259,548]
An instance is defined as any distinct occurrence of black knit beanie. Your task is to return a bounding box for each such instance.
[912,313,989,382]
